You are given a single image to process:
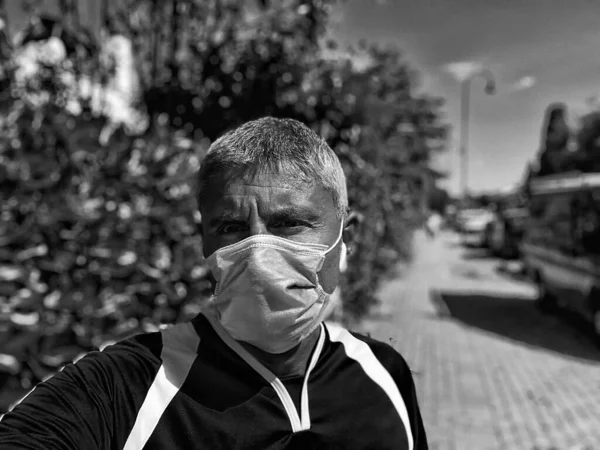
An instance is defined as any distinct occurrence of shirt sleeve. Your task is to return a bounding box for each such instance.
[393,355,429,450]
[0,335,162,450]
[352,332,429,450]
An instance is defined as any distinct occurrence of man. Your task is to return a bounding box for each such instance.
[0,117,428,449]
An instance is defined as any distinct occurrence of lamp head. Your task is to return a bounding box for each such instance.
[484,80,496,95]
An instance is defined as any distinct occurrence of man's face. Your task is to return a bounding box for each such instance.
[200,170,344,294]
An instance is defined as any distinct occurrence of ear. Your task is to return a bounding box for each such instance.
[343,210,362,254]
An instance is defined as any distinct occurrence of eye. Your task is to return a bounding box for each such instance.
[218,224,247,234]
[272,220,303,229]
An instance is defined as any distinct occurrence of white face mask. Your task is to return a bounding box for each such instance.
[206,223,344,354]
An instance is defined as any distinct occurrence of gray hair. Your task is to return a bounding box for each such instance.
[198,117,348,218]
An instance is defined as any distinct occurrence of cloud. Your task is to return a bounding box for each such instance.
[513,75,536,90]
[442,61,484,82]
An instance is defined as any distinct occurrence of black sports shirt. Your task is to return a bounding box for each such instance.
[0,312,428,449]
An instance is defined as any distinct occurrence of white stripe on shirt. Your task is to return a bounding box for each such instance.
[326,322,414,450]
[123,322,200,450]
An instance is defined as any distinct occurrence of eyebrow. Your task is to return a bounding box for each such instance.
[268,206,321,222]
[207,212,245,228]
[207,206,321,228]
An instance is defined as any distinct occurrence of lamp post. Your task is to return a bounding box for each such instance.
[459,68,496,198]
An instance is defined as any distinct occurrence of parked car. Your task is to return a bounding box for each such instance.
[457,208,494,247]
[486,207,528,259]
[521,171,600,345]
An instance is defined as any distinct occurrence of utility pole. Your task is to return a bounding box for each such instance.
[459,79,470,198]
[458,68,496,199]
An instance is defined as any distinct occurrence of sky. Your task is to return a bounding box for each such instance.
[332,0,600,194]
[5,0,600,195]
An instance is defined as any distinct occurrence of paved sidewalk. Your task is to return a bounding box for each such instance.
[358,231,600,450]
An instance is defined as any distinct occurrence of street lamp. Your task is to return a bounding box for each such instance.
[459,68,496,198]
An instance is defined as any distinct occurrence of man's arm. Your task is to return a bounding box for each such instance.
[394,355,428,450]
[351,332,429,450]
[0,335,162,450]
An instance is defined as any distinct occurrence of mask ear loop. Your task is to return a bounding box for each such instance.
[318,221,346,274]
[323,221,345,256]
[315,221,345,274]
[313,223,346,330]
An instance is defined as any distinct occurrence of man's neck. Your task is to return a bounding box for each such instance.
[239,326,322,379]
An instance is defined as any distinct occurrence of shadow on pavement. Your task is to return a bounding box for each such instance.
[460,248,495,261]
[431,290,600,362]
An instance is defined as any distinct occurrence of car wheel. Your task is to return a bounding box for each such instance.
[535,277,557,314]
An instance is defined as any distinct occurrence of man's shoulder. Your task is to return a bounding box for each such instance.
[25,322,199,406]
[50,329,166,394]
[98,328,163,363]
[348,330,411,375]
[325,322,412,379]
[66,320,195,383]
[101,320,200,364]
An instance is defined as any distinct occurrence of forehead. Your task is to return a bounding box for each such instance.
[200,170,335,219]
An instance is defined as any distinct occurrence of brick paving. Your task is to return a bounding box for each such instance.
[357,230,600,450]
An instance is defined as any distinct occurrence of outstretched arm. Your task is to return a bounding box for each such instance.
[0,337,161,450]
[0,351,116,450]
[394,357,428,450]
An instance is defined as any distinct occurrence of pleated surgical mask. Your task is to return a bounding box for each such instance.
[206,223,344,354]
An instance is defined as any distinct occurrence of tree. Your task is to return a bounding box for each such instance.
[0,0,448,344]
[574,110,600,171]
[100,0,448,320]
[536,103,571,176]
[0,3,210,397]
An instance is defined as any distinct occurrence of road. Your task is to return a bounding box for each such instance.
[358,230,600,450]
